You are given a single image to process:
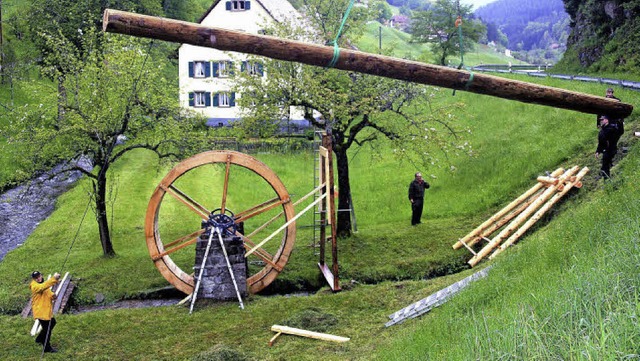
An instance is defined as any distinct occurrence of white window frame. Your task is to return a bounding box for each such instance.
[194,92,207,107]
[194,61,206,78]
[218,61,230,78]
[218,93,230,107]
[248,62,260,76]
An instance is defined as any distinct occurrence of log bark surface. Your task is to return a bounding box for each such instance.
[103,9,633,118]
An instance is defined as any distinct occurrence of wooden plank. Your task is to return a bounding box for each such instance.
[245,194,325,257]
[21,299,33,318]
[268,332,282,347]
[102,10,634,118]
[489,167,589,260]
[318,262,339,291]
[462,189,543,249]
[453,168,563,250]
[270,325,350,343]
[468,166,580,267]
[56,283,75,315]
[220,154,232,214]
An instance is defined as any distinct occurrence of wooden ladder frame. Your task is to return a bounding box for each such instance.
[318,132,340,291]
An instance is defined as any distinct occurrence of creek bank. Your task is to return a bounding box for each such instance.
[0,159,92,261]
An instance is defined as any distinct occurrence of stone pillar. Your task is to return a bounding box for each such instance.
[194,232,247,301]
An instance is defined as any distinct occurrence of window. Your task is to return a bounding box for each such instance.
[188,92,211,107]
[242,61,264,77]
[188,61,210,78]
[194,62,205,77]
[225,0,251,11]
[213,92,236,107]
[213,61,234,78]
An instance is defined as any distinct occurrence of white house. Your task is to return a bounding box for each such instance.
[178,0,306,128]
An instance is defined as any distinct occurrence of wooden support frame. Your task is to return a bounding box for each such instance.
[318,132,340,291]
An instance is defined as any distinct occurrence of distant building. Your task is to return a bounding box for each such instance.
[504,49,513,58]
[178,0,309,130]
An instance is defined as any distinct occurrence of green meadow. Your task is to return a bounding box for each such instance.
[1,71,638,360]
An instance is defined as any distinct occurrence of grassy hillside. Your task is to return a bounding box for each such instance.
[0,73,636,359]
[357,21,524,66]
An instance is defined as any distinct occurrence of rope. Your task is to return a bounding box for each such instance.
[452,16,474,95]
[60,192,92,272]
[326,0,357,68]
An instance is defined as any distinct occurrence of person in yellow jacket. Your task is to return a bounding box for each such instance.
[30,271,60,353]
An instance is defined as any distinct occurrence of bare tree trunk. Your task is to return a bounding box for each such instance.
[333,144,352,238]
[56,74,66,130]
[93,170,115,257]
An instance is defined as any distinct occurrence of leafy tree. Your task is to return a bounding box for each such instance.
[411,0,485,65]
[373,0,393,24]
[3,32,205,256]
[235,0,471,237]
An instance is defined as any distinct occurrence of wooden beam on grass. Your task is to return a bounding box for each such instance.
[488,166,590,260]
[269,325,350,346]
[468,166,580,267]
[102,10,633,118]
[453,168,564,250]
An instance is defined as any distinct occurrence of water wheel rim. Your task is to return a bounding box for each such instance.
[144,150,296,294]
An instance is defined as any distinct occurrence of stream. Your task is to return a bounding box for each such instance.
[0,160,92,261]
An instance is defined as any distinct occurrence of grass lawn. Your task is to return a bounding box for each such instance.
[1,74,637,359]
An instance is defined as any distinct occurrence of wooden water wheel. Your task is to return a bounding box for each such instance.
[145,150,296,294]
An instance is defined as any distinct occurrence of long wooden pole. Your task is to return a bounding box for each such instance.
[453,168,563,250]
[103,9,633,118]
[488,166,590,260]
[468,166,580,267]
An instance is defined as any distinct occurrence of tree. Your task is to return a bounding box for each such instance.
[373,0,393,24]
[4,32,205,256]
[235,0,471,237]
[410,0,485,65]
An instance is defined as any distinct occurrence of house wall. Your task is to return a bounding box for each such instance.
[179,0,300,124]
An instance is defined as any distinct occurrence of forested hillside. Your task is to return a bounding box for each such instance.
[474,0,569,64]
[556,0,640,75]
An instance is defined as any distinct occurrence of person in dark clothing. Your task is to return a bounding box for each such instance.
[597,88,624,137]
[408,172,430,225]
[595,115,620,179]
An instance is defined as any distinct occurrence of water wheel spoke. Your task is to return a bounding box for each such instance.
[220,155,231,213]
[235,197,289,224]
[238,233,282,272]
[161,183,210,220]
[151,229,203,261]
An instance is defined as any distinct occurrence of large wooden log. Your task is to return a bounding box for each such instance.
[488,166,589,260]
[468,166,580,267]
[103,9,633,118]
[453,168,563,250]
[462,189,542,249]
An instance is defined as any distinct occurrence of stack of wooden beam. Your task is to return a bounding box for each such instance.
[453,166,589,267]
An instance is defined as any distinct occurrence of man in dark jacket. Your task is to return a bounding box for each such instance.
[408,172,430,226]
[596,115,620,179]
[597,88,624,139]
